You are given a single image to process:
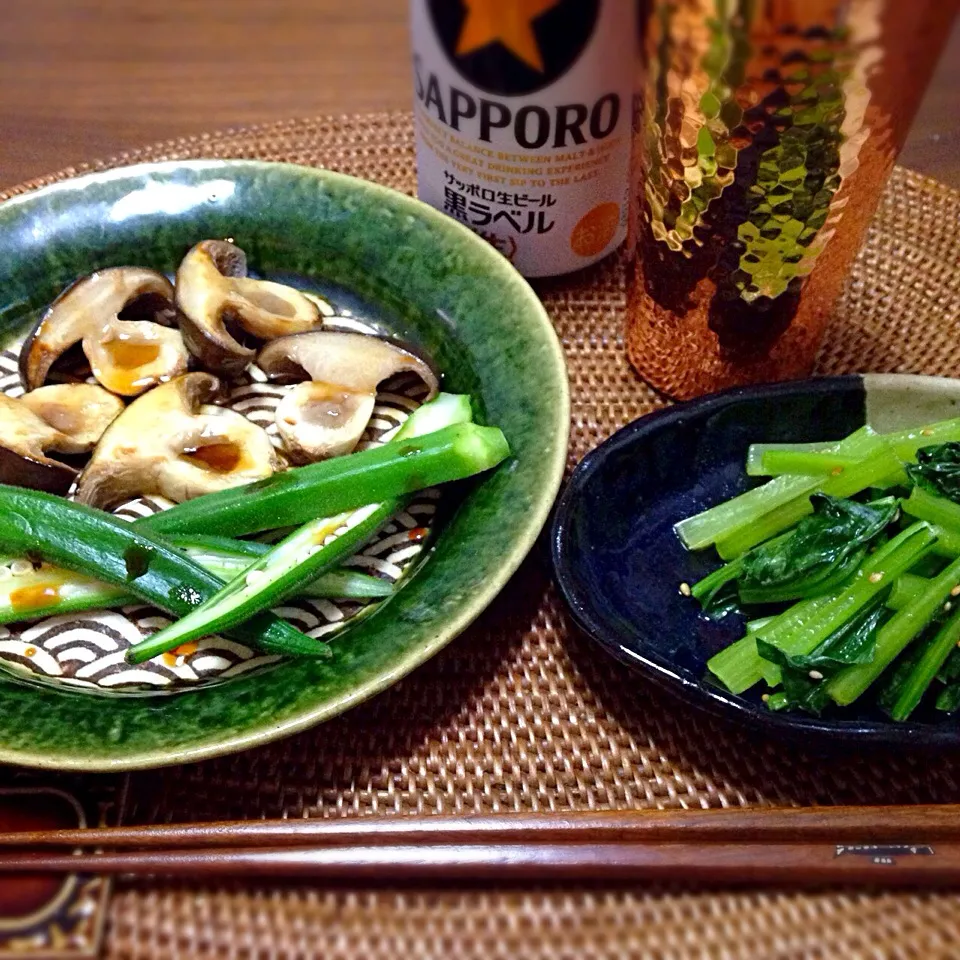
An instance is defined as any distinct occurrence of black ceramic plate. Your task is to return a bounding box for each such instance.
[552,374,960,747]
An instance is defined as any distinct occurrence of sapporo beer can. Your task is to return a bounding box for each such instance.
[411,0,636,278]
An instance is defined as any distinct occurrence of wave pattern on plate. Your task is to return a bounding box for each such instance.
[0,350,23,398]
[0,309,438,694]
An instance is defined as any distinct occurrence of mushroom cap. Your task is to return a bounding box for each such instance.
[20,383,125,452]
[274,383,378,464]
[175,240,323,376]
[0,394,82,495]
[258,331,439,464]
[19,267,188,397]
[74,372,281,510]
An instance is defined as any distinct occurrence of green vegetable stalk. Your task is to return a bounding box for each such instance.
[690,553,747,610]
[744,427,879,477]
[757,603,886,716]
[828,553,960,706]
[708,523,936,694]
[885,573,930,612]
[699,420,960,547]
[693,497,896,610]
[889,606,960,721]
[758,451,862,478]
[676,428,894,552]
[902,486,960,532]
[714,445,905,559]
[675,473,821,551]
[928,525,960,559]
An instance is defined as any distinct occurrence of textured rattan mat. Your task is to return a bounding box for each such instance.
[5,113,960,959]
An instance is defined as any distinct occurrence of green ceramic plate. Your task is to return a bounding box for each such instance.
[0,160,569,771]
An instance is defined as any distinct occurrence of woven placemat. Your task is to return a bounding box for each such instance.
[6,113,960,959]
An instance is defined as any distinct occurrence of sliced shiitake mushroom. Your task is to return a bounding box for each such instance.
[257,331,439,463]
[20,383,125,451]
[0,394,90,495]
[75,373,281,510]
[20,267,188,397]
[175,240,323,376]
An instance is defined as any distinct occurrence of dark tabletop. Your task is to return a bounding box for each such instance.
[1,0,957,191]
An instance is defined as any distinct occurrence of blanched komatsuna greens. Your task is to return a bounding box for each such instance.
[719,495,897,607]
[678,429,960,722]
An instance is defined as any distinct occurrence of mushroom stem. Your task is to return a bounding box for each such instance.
[19,267,188,397]
[258,331,440,464]
[175,240,323,374]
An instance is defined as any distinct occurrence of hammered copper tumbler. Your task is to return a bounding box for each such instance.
[627,0,957,399]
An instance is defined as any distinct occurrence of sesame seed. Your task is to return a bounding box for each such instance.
[868,572,884,583]
[679,582,692,597]
[761,694,770,703]
[946,602,954,613]
[808,670,824,681]
[951,586,960,597]
[921,429,935,437]
[23,647,36,658]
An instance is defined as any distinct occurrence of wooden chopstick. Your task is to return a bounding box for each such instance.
[1,805,959,849]
[0,808,957,886]
[0,841,958,886]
